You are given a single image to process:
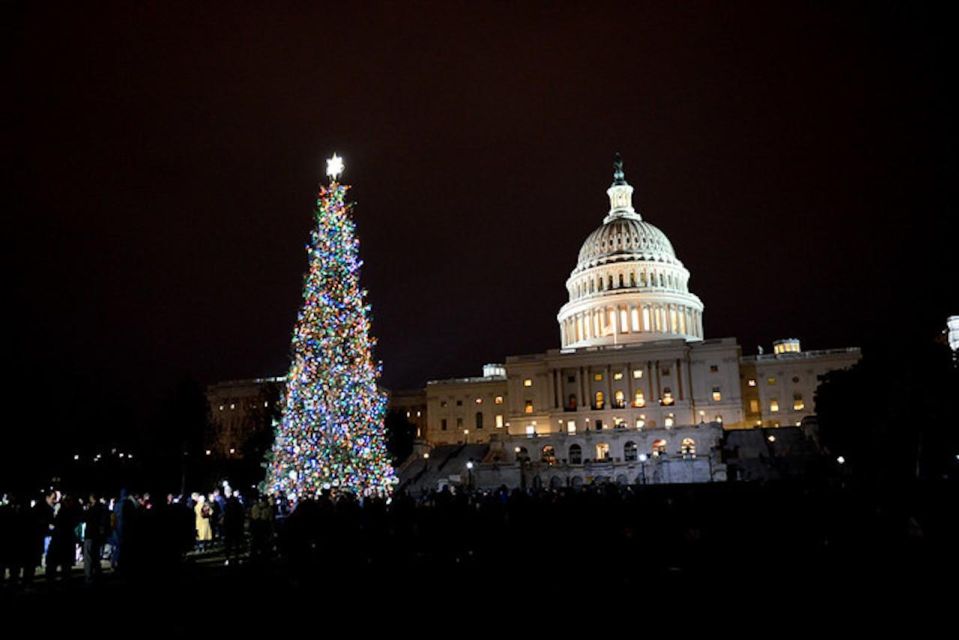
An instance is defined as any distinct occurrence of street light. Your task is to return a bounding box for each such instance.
[638,453,648,484]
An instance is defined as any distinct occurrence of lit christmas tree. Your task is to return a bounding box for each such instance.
[265,154,395,499]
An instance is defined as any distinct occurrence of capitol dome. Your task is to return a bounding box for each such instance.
[557,155,704,348]
[576,217,679,271]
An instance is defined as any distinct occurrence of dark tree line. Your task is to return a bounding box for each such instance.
[816,330,958,490]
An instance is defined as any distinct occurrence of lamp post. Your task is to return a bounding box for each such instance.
[466,460,474,492]
[638,453,648,485]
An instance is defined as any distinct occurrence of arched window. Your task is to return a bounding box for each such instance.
[633,391,645,407]
[681,438,696,455]
[619,273,625,288]
[568,444,582,464]
[630,272,636,287]
[652,439,667,455]
[608,275,614,290]
[614,390,625,408]
[624,441,638,462]
[542,445,557,464]
[659,273,665,287]
[594,391,605,409]
[475,412,483,429]
[595,443,610,461]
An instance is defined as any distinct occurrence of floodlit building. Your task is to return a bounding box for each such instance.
[400,156,859,491]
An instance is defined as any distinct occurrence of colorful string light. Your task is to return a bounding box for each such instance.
[265,175,395,499]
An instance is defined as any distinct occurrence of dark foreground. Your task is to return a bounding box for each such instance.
[3,481,955,625]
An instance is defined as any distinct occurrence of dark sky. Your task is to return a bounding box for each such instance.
[8,2,957,451]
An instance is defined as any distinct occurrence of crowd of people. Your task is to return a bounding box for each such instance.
[0,484,288,588]
[1,479,950,593]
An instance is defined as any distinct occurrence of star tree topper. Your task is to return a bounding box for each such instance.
[326,153,344,181]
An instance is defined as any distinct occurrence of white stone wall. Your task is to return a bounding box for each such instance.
[504,338,744,437]
[425,376,509,445]
[747,349,860,427]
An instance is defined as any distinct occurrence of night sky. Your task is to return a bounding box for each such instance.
[7,2,956,469]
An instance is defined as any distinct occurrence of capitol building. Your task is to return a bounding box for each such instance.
[395,156,860,490]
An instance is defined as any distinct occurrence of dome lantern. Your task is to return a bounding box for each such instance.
[604,152,641,223]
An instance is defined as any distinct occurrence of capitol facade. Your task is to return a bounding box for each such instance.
[396,156,860,491]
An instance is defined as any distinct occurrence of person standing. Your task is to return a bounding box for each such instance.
[82,494,110,583]
[194,495,213,550]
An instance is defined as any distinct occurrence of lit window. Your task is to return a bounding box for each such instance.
[664,415,675,428]
[652,439,667,455]
[770,400,780,413]
[523,379,533,387]
[633,370,643,379]
[747,379,756,387]
[566,421,576,434]
[662,388,674,406]
[593,373,604,382]
[495,414,504,428]
[635,418,645,429]
[793,394,805,411]
[594,391,605,409]
[749,399,760,413]
[524,400,533,414]
[712,386,722,402]
[634,391,645,407]
[595,443,610,460]
[494,396,504,404]
[525,424,536,436]
[767,377,777,385]
[614,390,625,408]
[613,371,624,380]
[475,397,482,404]
[681,438,696,455]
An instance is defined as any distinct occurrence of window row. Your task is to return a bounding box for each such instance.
[571,268,688,300]
[521,439,698,465]
[440,413,506,431]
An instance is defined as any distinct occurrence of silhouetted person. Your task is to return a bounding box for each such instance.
[47,495,81,581]
[83,494,110,583]
[222,495,245,566]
